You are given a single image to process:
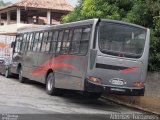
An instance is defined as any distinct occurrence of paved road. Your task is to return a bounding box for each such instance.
[0,75,152,120]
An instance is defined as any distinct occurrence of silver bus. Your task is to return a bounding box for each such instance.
[10,19,150,98]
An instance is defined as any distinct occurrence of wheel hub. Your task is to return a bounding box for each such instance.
[47,77,53,91]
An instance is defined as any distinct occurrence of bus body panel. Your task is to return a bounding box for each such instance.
[26,51,39,81]
[86,21,150,96]
[140,29,150,83]
[11,19,96,91]
[53,55,89,90]
[32,52,54,83]
[87,55,143,87]
[92,56,143,87]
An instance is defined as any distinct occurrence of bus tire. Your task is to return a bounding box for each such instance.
[46,72,62,96]
[5,69,10,78]
[18,67,26,83]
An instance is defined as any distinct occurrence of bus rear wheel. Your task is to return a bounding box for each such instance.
[18,67,26,83]
[46,73,62,96]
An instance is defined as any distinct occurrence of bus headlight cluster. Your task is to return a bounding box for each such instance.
[87,76,102,84]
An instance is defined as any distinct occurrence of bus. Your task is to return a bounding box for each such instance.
[10,19,150,98]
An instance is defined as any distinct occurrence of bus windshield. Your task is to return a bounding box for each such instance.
[98,22,147,58]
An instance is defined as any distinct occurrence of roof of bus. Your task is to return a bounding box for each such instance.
[17,18,148,34]
[101,19,147,30]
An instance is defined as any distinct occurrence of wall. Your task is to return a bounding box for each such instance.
[104,72,160,114]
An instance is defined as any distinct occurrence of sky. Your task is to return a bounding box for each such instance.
[3,0,78,6]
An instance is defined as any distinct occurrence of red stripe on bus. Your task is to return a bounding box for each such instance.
[120,67,139,73]
[42,55,77,66]
[32,69,46,76]
[50,63,79,71]
[32,55,79,76]
[32,63,79,76]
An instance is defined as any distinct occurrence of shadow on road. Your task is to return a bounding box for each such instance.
[11,78,121,113]
[9,77,142,114]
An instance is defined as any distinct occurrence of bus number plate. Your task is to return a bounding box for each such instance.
[110,88,126,92]
[111,79,125,85]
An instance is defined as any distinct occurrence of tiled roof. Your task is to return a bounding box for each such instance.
[1,0,74,12]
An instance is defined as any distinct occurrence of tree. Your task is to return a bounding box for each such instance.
[80,0,121,20]
[62,0,160,71]
[62,0,123,22]
[0,0,11,8]
[149,16,160,71]
[62,0,83,22]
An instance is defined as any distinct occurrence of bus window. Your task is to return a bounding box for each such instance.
[69,28,82,54]
[37,32,43,52]
[45,31,53,52]
[98,22,147,58]
[67,29,73,53]
[41,32,48,52]
[28,33,34,51]
[79,27,91,54]
[25,34,31,51]
[61,30,70,54]
[51,31,58,53]
[21,34,27,52]
[33,33,39,52]
[56,30,64,53]
[14,36,22,53]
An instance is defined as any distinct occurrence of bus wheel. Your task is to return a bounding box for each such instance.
[5,69,10,78]
[18,68,26,83]
[46,73,62,96]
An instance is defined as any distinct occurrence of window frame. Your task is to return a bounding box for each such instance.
[68,25,92,56]
[16,24,92,56]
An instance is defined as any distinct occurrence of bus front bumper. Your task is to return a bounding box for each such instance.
[85,80,145,96]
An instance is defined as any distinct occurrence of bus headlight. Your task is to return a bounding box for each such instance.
[87,76,102,84]
[133,82,145,87]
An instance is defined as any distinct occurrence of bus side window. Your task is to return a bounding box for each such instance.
[29,33,35,51]
[19,36,23,51]
[14,36,21,53]
[79,27,91,54]
[21,34,27,52]
[28,33,34,51]
[51,31,58,53]
[45,31,53,52]
[33,33,39,52]
[56,30,64,53]
[41,32,48,52]
[69,28,82,54]
[25,34,31,51]
[37,32,43,52]
[60,29,70,54]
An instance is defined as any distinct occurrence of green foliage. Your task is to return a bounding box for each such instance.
[124,1,152,27]
[148,30,160,71]
[62,0,160,71]
[0,0,11,8]
[81,0,120,20]
[149,16,160,71]
[62,0,121,22]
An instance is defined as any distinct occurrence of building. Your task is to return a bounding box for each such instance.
[0,0,73,60]
[0,0,73,25]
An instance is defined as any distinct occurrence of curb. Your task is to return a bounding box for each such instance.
[102,96,160,116]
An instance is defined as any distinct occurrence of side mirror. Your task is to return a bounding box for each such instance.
[11,42,15,48]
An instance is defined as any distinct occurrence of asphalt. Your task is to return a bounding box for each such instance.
[0,75,154,120]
